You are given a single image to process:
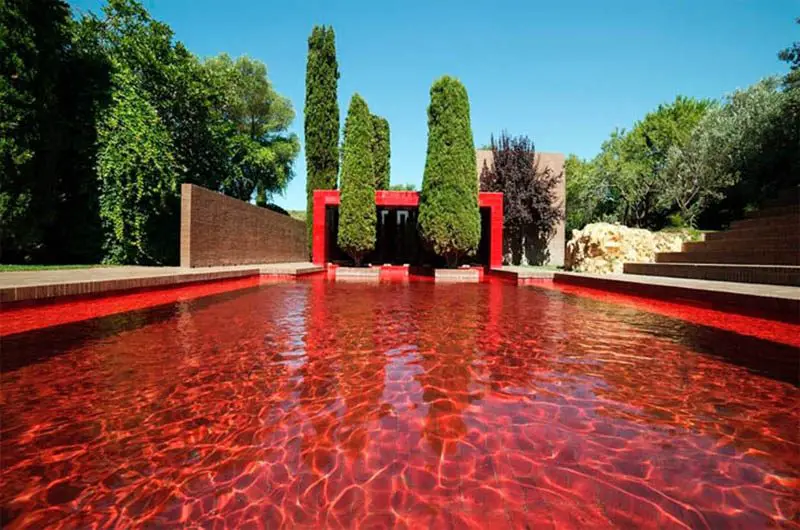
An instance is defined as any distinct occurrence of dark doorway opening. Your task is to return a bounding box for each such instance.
[324,205,491,266]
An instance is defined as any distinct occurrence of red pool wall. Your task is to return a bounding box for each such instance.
[312,190,503,268]
[180,184,307,267]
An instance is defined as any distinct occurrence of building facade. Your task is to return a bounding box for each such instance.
[476,150,566,267]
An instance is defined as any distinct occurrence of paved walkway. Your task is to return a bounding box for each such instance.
[493,267,799,323]
[552,271,799,323]
[494,266,799,300]
[553,271,800,301]
[0,263,323,303]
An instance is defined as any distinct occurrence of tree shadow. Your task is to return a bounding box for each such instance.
[504,226,552,266]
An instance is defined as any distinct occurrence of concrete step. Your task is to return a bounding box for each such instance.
[623,263,800,286]
[747,204,800,219]
[729,213,799,231]
[682,236,800,253]
[655,250,799,265]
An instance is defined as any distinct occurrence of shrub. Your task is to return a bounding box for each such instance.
[337,94,376,265]
[418,76,480,267]
[480,132,563,265]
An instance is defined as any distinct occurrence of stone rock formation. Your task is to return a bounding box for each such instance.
[565,223,695,274]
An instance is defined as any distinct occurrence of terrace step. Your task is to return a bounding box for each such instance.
[682,235,800,253]
[746,204,800,219]
[623,263,800,286]
[705,224,799,242]
[759,187,800,209]
[728,213,799,231]
[655,250,799,265]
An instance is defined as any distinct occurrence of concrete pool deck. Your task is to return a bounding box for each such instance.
[494,266,800,323]
[0,263,323,304]
[2,263,798,323]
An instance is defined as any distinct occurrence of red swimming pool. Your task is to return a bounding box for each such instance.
[1,279,798,529]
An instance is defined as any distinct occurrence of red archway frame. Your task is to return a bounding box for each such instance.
[312,190,503,268]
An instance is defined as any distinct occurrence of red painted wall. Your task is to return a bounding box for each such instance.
[312,190,503,267]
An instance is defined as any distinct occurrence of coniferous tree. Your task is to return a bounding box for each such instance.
[337,94,376,265]
[419,76,480,267]
[371,114,390,189]
[304,25,339,250]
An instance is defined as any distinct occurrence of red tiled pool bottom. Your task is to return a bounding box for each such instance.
[1,281,798,529]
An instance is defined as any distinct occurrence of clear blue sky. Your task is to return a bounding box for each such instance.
[69,0,797,210]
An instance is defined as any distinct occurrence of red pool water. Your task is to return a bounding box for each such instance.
[1,280,798,529]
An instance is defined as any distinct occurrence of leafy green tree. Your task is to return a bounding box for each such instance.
[1,0,110,264]
[1,0,45,261]
[609,96,712,228]
[1,0,300,265]
[255,186,268,207]
[775,20,800,193]
[204,54,300,202]
[419,76,480,267]
[565,96,712,231]
[371,114,390,189]
[565,155,601,233]
[84,0,213,263]
[87,0,300,264]
[92,0,231,193]
[337,94,376,265]
[389,183,416,191]
[667,78,794,227]
[45,16,111,263]
[0,0,88,262]
[779,18,800,89]
[304,25,340,249]
[97,68,177,264]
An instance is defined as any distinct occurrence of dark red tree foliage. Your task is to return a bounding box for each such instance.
[480,132,563,263]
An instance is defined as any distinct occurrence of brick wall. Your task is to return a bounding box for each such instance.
[476,150,566,266]
[180,184,307,267]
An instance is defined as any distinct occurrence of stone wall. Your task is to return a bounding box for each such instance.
[476,150,565,266]
[180,184,307,267]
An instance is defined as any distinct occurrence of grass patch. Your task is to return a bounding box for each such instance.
[0,264,111,272]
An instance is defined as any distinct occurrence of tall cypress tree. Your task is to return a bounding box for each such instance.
[304,25,339,250]
[337,94,376,266]
[371,114,390,189]
[418,76,480,267]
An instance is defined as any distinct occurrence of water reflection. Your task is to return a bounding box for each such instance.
[415,285,481,457]
[1,280,798,529]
